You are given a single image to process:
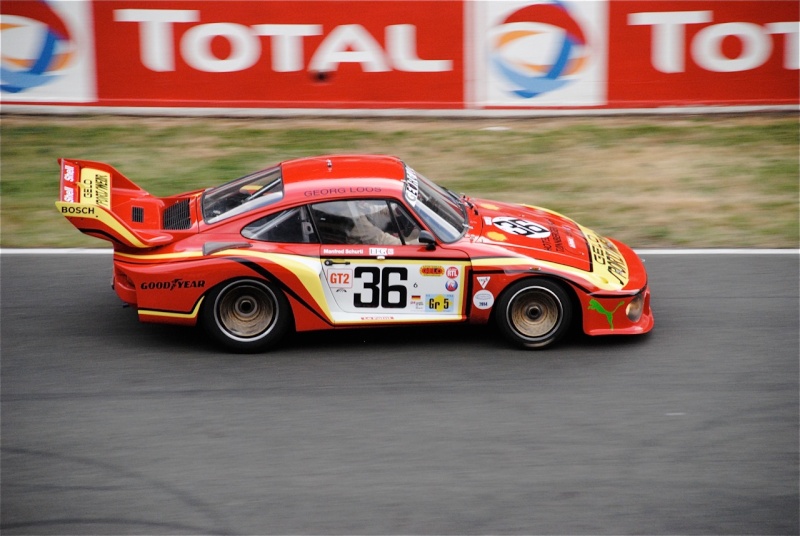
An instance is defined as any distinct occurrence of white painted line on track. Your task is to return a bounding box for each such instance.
[1,248,798,255]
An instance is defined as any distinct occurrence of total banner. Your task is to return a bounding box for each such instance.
[1,0,797,112]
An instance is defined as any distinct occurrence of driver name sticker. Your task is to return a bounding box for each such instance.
[492,217,550,239]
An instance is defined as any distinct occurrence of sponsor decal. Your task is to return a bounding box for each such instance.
[477,276,491,288]
[77,169,111,208]
[327,269,352,288]
[369,247,394,256]
[360,315,395,321]
[586,232,628,286]
[63,186,75,203]
[140,279,206,291]
[426,293,454,312]
[492,216,551,239]
[588,298,624,330]
[404,167,419,206]
[420,265,445,276]
[567,234,577,249]
[473,289,495,310]
[60,205,94,215]
[540,226,565,252]
[445,279,458,291]
[486,231,507,242]
[445,266,459,278]
[64,164,75,182]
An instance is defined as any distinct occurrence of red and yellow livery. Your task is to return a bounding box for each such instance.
[57,154,653,352]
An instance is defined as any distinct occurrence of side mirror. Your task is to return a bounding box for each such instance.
[419,230,436,250]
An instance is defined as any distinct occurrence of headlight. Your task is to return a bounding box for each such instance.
[626,290,646,322]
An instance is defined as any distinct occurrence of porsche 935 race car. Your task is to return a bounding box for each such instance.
[56,154,653,352]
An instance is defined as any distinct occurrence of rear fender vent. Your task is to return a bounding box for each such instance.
[131,206,144,223]
[162,199,191,230]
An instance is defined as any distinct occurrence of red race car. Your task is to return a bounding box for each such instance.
[56,154,653,352]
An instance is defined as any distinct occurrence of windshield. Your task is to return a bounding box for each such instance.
[403,165,468,243]
[202,166,284,223]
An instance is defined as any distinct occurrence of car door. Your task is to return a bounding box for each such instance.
[310,198,470,325]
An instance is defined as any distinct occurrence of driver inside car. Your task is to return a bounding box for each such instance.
[348,200,420,245]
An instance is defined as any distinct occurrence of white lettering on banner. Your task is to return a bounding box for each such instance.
[309,24,389,72]
[629,11,799,73]
[113,9,453,74]
[114,9,200,72]
[766,22,800,69]
[252,24,323,72]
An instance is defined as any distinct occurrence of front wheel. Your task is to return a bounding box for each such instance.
[202,278,291,353]
[495,279,573,349]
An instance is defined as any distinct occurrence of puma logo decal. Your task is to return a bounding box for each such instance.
[588,299,625,330]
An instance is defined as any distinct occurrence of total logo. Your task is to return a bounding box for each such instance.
[480,0,607,106]
[489,1,590,98]
[1,1,94,101]
[0,1,75,93]
[114,9,452,74]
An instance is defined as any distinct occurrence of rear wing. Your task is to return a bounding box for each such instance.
[55,158,184,249]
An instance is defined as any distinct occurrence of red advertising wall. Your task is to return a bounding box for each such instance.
[607,0,799,106]
[1,0,797,112]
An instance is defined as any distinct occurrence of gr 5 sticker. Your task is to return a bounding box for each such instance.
[492,217,550,239]
[426,294,454,312]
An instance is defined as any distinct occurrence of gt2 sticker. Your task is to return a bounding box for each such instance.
[492,217,550,239]
[327,270,352,288]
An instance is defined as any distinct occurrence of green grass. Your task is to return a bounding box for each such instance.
[1,113,797,248]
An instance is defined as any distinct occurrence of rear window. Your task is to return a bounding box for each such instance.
[202,166,284,223]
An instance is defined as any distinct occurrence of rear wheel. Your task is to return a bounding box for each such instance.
[202,278,291,352]
[496,279,572,349]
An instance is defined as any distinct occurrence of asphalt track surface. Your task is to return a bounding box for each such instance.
[1,252,798,535]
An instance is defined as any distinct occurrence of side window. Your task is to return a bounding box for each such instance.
[310,199,421,245]
[242,206,318,243]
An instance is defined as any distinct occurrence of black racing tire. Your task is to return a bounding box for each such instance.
[202,278,291,353]
[495,278,573,349]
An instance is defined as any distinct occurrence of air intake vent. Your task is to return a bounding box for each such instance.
[132,207,144,223]
[162,199,191,230]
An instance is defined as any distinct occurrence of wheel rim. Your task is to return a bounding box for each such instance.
[215,282,277,340]
[507,287,562,341]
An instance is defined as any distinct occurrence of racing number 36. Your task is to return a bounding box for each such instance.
[354,267,407,308]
